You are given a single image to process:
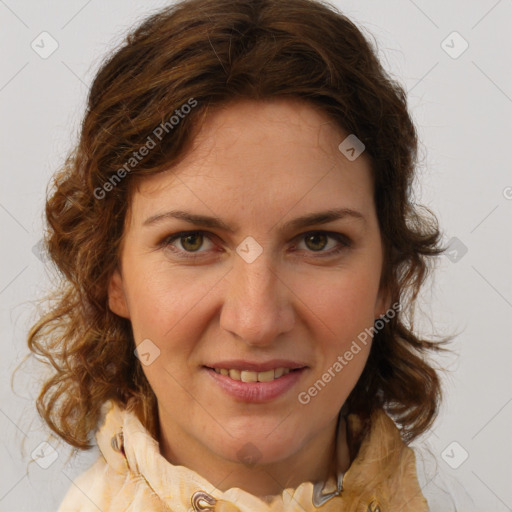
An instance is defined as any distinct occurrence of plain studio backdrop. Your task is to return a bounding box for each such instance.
[1,1,511,510]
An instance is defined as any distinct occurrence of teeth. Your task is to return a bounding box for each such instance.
[257,369,275,382]
[274,367,284,378]
[215,367,293,382]
[229,369,241,380]
[240,370,258,382]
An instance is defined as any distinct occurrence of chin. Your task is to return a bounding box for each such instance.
[212,427,305,467]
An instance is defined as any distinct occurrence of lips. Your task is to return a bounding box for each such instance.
[204,360,308,402]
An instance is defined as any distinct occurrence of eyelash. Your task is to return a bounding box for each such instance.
[159,230,351,260]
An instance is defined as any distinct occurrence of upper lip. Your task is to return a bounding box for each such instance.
[205,359,308,372]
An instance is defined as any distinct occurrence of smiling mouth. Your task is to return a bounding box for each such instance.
[207,367,302,382]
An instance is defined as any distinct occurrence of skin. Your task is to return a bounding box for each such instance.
[108,98,389,500]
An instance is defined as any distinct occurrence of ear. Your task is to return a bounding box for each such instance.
[108,268,130,319]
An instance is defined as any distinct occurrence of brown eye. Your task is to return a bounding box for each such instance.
[161,230,217,259]
[304,233,328,251]
[294,231,350,257]
[180,233,203,251]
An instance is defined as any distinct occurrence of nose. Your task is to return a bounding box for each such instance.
[219,255,295,347]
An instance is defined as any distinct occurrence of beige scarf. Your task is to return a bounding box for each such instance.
[59,401,428,512]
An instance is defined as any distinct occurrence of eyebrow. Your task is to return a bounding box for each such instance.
[143,208,366,232]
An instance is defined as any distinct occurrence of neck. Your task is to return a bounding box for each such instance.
[158,412,350,500]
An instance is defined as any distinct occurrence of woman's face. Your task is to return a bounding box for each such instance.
[109,99,388,474]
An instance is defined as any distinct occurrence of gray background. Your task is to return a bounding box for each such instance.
[1,0,511,510]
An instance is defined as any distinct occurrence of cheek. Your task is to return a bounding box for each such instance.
[123,265,220,393]
[123,259,223,343]
[292,271,378,411]
[292,265,381,337]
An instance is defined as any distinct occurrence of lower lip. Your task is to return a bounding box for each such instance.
[204,367,307,403]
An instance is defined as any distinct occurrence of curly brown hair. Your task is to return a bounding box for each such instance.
[28,0,445,450]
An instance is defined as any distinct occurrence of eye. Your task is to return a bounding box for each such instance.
[178,232,206,252]
[294,231,350,256]
[159,229,350,261]
[303,232,331,251]
[161,230,217,256]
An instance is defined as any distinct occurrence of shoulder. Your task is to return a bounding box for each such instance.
[340,408,429,511]
[57,400,162,512]
[58,456,110,512]
[413,442,478,512]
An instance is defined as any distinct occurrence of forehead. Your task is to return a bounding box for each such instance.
[129,99,375,227]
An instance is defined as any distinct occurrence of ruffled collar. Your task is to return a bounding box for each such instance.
[95,400,428,511]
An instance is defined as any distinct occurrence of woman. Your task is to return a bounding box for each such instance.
[28,0,447,510]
